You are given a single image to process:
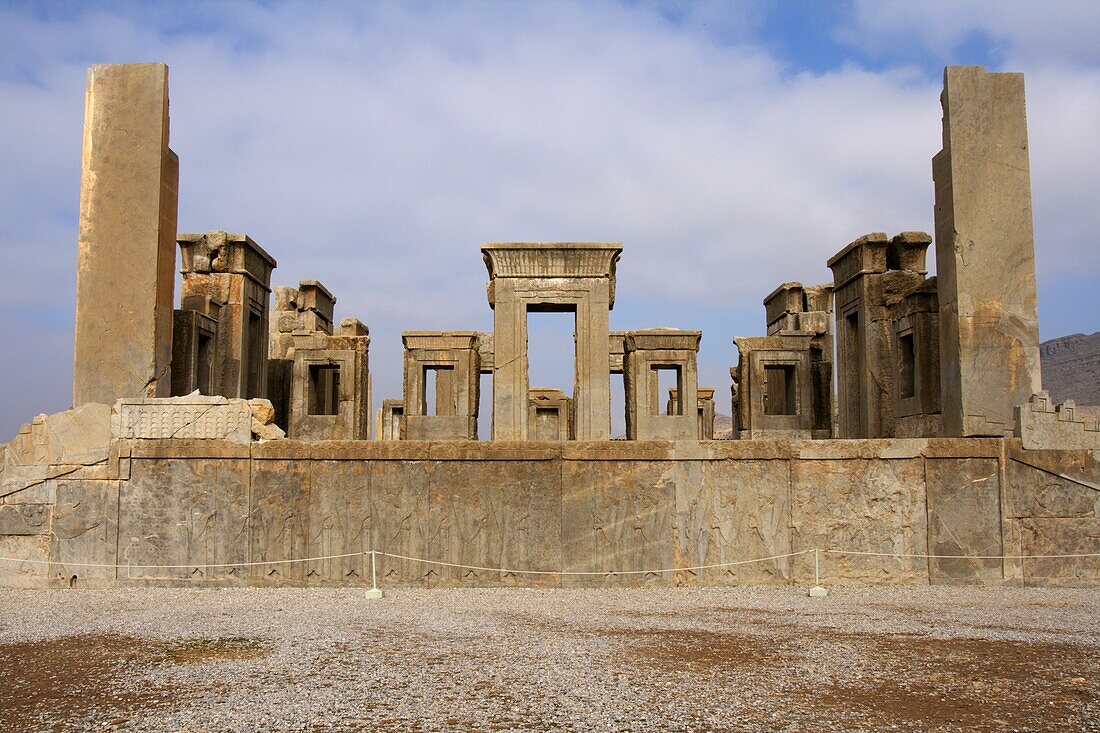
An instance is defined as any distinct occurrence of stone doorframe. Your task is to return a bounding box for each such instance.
[482,243,622,441]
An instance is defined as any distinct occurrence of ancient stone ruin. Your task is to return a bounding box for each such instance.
[1,63,1097,588]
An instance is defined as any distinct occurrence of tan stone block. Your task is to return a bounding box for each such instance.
[309,441,430,461]
[305,460,371,585]
[251,440,312,460]
[0,504,51,535]
[52,479,119,580]
[120,458,250,581]
[249,399,276,425]
[926,457,1003,584]
[0,535,51,586]
[251,418,286,442]
[128,439,251,459]
[560,459,674,586]
[428,442,560,461]
[790,458,928,584]
[1016,518,1100,586]
[431,459,561,586]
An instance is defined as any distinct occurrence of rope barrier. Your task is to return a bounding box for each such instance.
[0,547,1096,573]
[377,549,812,576]
[826,549,1100,560]
[0,551,367,571]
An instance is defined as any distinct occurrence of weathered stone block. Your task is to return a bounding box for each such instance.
[119,458,250,580]
[675,460,791,584]
[431,459,561,586]
[926,458,1002,584]
[561,460,674,586]
[249,459,309,583]
[52,479,119,580]
[0,504,51,535]
[306,460,371,584]
[790,458,927,583]
[112,396,252,443]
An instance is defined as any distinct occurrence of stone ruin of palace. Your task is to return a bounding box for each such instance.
[1,63,1097,588]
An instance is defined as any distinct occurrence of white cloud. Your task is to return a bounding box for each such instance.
[0,1,1097,438]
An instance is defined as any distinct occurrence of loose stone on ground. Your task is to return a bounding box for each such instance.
[1,587,1097,732]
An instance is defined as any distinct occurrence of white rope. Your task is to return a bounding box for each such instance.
[827,549,1100,560]
[377,549,811,576]
[0,549,808,574]
[0,551,367,570]
[0,546,1095,574]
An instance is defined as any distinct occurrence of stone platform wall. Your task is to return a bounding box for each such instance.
[1,431,1097,588]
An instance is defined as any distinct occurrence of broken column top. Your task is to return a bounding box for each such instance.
[763,282,834,326]
[297,280,335,320]
[827,231,931,288]
[338,318,369,337]
[177,231,277,287]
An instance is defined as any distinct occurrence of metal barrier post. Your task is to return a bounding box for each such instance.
[809,548,828,598]
[365,550,384,599]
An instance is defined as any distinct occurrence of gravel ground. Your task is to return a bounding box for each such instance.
[0,586,1098,732]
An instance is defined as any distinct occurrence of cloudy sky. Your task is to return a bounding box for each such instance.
[1,0,1098,439]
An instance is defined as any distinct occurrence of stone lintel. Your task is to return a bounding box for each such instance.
[734,333,814,353]
[482,242,623,307]
[625,329,702,352]
[402,331,480,351]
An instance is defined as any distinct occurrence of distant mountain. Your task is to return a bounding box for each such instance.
[713,412,734,440]
[1041,332,1100,424]
[1041,332,1100,405]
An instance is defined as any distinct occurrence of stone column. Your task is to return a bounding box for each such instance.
[933,65,1042,437]
[74,63,178,406]
[574,289,612,440]
[489,284,528,440]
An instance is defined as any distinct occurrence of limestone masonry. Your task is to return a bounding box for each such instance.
[1,63,1097,588]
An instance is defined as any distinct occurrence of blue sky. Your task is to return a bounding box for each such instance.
[1,0,1098,438]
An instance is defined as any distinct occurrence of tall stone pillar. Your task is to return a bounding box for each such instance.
[483,242,621,441]
[74,63,178,406]
[933,66,1042,437]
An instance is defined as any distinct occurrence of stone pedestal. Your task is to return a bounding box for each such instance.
[668,387,716,440]
[890,278,943,437]
[763,282,835,437]
[732,333,815,440]
[74,63,179,406]
[528,388,574,440]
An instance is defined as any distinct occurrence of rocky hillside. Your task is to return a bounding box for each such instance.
[1041,332,1100,405]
